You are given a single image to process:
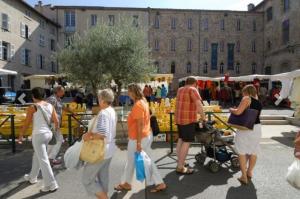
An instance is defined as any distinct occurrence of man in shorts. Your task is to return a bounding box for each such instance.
[175,76,206,174]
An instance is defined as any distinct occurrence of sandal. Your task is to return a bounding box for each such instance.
[176,166,194,175]
[238,177,248,185]
[150,184,167,193]
[247,175,252,181]
[114,184,132,191]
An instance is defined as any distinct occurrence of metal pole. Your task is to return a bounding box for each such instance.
[169,112,173,154]
[11,115,16,153]
[68,114,72,145]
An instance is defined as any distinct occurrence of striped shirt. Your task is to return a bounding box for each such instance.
[175,85,201,125]
[93,106,117,159]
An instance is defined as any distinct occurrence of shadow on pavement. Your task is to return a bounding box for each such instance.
[0,182,31,199]
[22,191,54,199]
[225,182,257,199]
[271,131,297,148]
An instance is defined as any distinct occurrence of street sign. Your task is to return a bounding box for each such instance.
[18,93,26,105]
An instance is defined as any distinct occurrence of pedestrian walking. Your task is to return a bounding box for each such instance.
[82,89,117,199]
[229,84,262,185]
[47,85,74,165]
[175,76,206,174]
[115,83,166,193]
[18,87,59,192]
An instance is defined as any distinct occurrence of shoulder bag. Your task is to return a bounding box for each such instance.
[79,114,106,164]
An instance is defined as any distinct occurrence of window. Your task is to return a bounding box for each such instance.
[171,39,176,51]
[267,7,273,21]
[1,13,10,31]
[203,18,208,31]
[252,63,257,74]
[204,38,208,52]
[50,39,56,51]
[220,19,225,31]
[25,10,31,17]
[186,62,192,73]
[39,35,45,47]
[133,15,139,27]
[282,19,289,45]
[187,39,192,51]
[154,15,160,29]
[265,66,272,75]
[20,23,30,39]
[236,62,240,74]
[283,0,290,12]
[253,20,256,31]
[251,40,256,52]
[65,34,73,47]
[220,62,224,74]
[171,62,175,74]
[50,27,56,35]
[154,39,159,51]
[51,61,56,72]
[154,61,159,73]
[237,19,241,31]
[211,43,218,70]
[227,43,235,70]
[65,11,75,27]
[171,17,176,29]
[21,48,31,66]
[91,14,97,26]
[220,40,224,52]
[39,19,45,29]
[267,40,271,50]
[37,54,45,69]
[236,40,240,52]
[203,62,208,74]
[108,15,115,26]
[0,41,13,61]
[188,18,192,30]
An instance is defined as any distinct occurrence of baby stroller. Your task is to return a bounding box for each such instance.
[194,121,239,173]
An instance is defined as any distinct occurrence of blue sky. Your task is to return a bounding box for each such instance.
[26,0,263,11]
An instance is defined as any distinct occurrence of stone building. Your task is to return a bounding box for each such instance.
[253,0,300,74]
[0,0,60,90]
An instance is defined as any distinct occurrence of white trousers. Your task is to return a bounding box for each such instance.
[48,129,64,160]
[122,135,163,185]
[29,133,58,187]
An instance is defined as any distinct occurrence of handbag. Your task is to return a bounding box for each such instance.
[135,152,146,182]
[228,108,259,130]
[150,115,160,136]
[37,104,57,145]
[64,140,83,170]
[80,114,105,164]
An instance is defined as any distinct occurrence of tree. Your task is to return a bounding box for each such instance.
[57,18,154,103]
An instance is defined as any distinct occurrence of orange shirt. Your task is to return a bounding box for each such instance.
[127,99,151,140]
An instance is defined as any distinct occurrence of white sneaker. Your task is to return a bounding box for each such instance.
[40,183,59,192]
[24,174,38,184]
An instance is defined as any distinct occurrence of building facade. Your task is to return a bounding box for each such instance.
[0,0,60,90]
[1,0,299,90]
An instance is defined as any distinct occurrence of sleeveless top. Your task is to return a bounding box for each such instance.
[32,103,53,135]
[249,97,262,124]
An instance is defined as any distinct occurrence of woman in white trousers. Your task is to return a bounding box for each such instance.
[19,87,59,192]
[115,83,166,193]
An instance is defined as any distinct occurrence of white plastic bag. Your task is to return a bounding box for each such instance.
[286,158,300,189]
[64,141,83,170]
[140,150,154,185]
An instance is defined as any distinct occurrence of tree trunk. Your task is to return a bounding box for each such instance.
[115,81,122,106]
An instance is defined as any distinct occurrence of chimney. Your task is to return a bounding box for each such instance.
[38,1,42,6]
[35,1,43,13]
[248,3,255,11]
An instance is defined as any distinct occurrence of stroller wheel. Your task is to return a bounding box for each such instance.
[195,153,206,165]
[231,157,240,168]
[208,161,220,173]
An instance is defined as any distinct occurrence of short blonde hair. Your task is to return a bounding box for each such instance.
[98,89,114,105]
[242,84,257,98]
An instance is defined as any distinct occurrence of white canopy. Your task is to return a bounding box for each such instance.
[0,69,17,75]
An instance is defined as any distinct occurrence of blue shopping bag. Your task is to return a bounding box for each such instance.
[135,152,146,182]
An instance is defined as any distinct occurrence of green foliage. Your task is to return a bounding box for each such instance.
[57,18,154,94]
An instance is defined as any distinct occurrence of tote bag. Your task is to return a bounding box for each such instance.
[80,115,105,164]
[228,108,259,130]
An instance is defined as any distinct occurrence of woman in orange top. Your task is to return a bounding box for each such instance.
[115,83,166,193]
